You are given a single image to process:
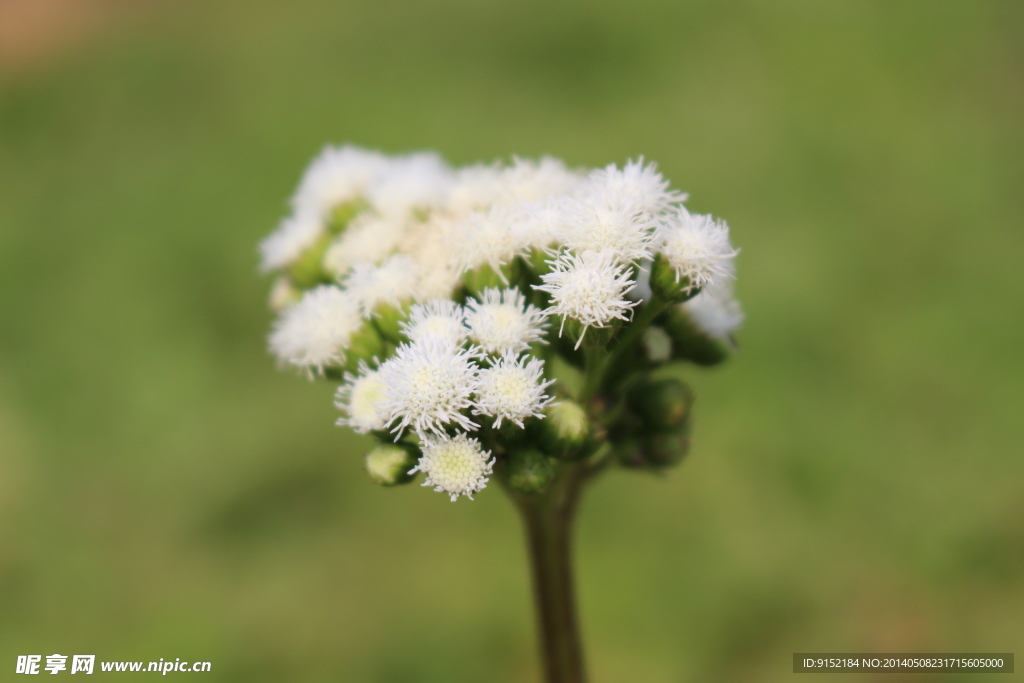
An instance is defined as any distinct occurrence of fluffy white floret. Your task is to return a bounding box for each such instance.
[268,285,362,375]
[683,277,744,339]
[259,210,323,271]
[378,339,480,438]
[536,250,639,348]
[322,212,407,278]
[557,198,655,264]
[368,152,453,218]
[465,287,549,354]
[473,351,555,428]
[585,157,685,216]
[657,208,738,293]
[291,145,389,218]
[410,433,495,502]
[401,300,468,344]
[448,206,529,280]
[503,156,584,203]
[334,361,388,433]
[445,163,506,216]
[342,255,420,317]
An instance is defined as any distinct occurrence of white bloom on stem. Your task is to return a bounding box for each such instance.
[448,206,528,280]
[473,351,555,428]
[334,361,388,433]
[683,276,744,339]
[445,162,506,216]
[342,255,420,318]
[410,432,495,502]
[401,300,468,344]
[291,145,389,218]
[557,198,655,264]
[259,210,323,271]
[536,249,638,348]
[657,207,737,293]
[502,156,584,204]
[368,152,452,218]
[322,212,407,278]
[378,339,481,438]
[585,157,685,216]
[465,287,549,354]
[268,285,362,375]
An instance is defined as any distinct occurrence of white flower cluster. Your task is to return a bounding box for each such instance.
[262,145,743,500]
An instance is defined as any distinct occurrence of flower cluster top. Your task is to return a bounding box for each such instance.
[261,146,742,501]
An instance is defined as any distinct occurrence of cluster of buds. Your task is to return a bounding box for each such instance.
[260,146,742,501]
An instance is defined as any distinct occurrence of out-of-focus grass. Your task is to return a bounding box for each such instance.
[1,0,1021,681]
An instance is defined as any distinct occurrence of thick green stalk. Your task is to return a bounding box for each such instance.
[512,464,589,683]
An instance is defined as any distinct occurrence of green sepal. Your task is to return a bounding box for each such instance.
[504,448,556,495]
[287,232,334,289]
[659,305,730,366]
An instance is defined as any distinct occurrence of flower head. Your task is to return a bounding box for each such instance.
[368,152,452,218]
[474,351,555,428]
[268,285,363,375]
[586,158,684,216]
[378,339,480,438]
[342,255,420,318]
[322,212,407,278]
[557,199,655,264]
[259,210,323,272]
[401,299,468,344]
[465,287,548,354]
[536,250,639,348]
[449,206,528,279]
[291,145,389,218]
[657,208,737,293]
[410,433,495,501]
[683,277,744,339]
[335,360,388,433]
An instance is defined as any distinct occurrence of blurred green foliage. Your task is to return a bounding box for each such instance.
[1,0,1022,681]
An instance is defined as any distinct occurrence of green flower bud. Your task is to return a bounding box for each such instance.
[659,305,730,366]
[373,301,410,343]
[627,378,693,431]
[326,198,369,235]
[642,325,672,363]
[268,276,302,312]
[540,400,590,456]
[641,431,691,468]
[505,448,556,495]
[287,231,334,289]
[365,444,417,486]
[649,253,699,304]
[343,321,385,373]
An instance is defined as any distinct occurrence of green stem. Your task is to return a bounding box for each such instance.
[578,299,671,402]
[512,464,589,683]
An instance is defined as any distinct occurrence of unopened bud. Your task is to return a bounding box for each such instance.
[326,198,369,235]
[505,448,555,495]
[365,444,417,486]
[627,378,693,431]
[649,253,699,304]
[344,322,385,373]
[659,305,729,366]
[641,431,691,468]
[268,276,302,312]
[541,400,590,457]
[287,232,333,289]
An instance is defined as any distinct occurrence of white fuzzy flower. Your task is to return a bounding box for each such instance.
[448,206,528,280]
[401,300,468,344]
[368,152,453,218]
[474,351,555,428]
[268,285,362,375]
[502,156,584,203]
[322,212,407,278]
[536,249,639,348]
[657,208,737,293]
[586,157,684,216]
[378,339,480,438]
[259,210,324,271]
[334,361,388,433]
[342,255,420,317]
[465,287,549,354]
[291,145,389,218]
[445,162,506,216]
[683,277,744,339]
[410,433,495,502]
[557,198,655,264]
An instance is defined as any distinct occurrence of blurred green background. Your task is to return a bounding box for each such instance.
[1,0,1022,681]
